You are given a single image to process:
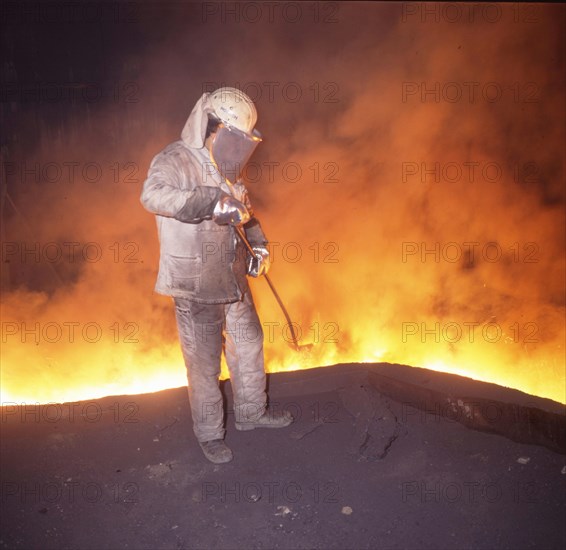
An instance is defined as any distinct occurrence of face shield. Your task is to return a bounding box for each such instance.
[209,123,262,184]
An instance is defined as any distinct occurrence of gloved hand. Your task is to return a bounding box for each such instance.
[247,245,270,277]
[212,195,251,226]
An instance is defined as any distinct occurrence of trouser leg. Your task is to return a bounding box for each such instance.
[224,289,267,423]
[174,297,225,442]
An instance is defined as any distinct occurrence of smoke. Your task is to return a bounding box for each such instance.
[1,3,564,403]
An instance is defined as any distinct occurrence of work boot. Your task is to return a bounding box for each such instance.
[199,439,233,464]
[235,409,294,431]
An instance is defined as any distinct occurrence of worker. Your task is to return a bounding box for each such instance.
[140,87,293,463]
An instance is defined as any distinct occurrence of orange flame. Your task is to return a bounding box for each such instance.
[2,10,564,406]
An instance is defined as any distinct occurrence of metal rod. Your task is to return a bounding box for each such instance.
[222,176,307,351]
[235,225,302,351]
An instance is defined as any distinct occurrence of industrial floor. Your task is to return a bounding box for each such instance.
[1,363,565,550]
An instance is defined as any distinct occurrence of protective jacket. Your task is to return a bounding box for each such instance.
[140,95,267,304]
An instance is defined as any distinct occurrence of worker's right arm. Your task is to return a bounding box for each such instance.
[140,150,224,224]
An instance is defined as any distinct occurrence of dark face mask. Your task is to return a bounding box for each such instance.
[210,123,262,184]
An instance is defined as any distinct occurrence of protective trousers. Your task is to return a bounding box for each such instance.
[174,290,267,442]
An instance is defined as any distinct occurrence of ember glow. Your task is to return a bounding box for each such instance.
[1,4,564,405]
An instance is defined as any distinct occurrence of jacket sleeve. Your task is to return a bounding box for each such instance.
[140,151,225,223]
[243,217,268,247]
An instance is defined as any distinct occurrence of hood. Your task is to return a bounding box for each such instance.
[181,92,213,149]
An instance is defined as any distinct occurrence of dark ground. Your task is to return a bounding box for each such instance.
[1,363,565,550]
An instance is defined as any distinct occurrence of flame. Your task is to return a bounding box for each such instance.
[1,8,564,406]
[1,152,564,404]
[1,257,563,405]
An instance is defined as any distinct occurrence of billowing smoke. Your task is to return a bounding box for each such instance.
[1,3,564,403]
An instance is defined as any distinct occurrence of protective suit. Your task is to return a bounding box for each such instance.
[140,90,273,449]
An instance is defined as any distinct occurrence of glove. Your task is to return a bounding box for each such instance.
[212,195,251,226]
[247,245,270,278]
